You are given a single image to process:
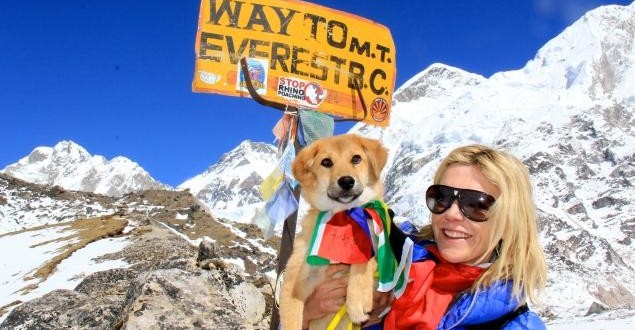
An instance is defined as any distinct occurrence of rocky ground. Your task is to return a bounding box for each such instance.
[0,174,281,329]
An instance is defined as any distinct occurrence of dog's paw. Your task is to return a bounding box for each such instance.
[346,301,370,324]
[360,284,374,312]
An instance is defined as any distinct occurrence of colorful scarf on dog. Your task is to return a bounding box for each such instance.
[306,200,409,294]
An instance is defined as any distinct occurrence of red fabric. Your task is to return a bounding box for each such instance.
[316,212,373,264]
[383,246,485,330]
[365,208,385,232]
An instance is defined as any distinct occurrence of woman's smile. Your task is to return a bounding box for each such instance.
[441,228,471,239]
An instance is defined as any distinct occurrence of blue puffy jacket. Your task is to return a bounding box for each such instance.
[364,268,545,330]
[436,280,545,330]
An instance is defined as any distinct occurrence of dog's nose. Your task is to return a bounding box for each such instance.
[337,176,355,190]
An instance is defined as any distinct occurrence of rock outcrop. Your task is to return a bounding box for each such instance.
[0,222,273,329]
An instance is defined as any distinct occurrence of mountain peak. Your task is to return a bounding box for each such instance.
[177,141,276,211]
[394,62,485,103]
[1,141,167,197]
[52,139,85,151]
[232,140,277,157]
[492,2,635,103]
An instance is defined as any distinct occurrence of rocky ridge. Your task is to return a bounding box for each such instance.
[0,173,280,329]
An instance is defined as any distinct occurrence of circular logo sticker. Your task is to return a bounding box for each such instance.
[370,97,389,122]
[303,82,327,106]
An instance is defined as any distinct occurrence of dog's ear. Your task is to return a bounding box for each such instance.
[359,136,388,180]
[292,142,319,187]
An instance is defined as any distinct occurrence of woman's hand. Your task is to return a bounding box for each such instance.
[363,290,394,326]
[302,264,350,328]
[302,264,394,328]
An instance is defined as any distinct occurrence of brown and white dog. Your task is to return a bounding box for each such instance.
[279,134,388,330]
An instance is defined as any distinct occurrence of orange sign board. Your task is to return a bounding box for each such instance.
[193,0,396,127]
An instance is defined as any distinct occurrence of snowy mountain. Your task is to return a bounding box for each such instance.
[185,1,635,324]
[492,2,635,104]
[1,140,168,197]
[351,1,635,322]
[177,140,277,212]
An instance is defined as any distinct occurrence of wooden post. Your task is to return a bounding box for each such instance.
[239,58,300,330]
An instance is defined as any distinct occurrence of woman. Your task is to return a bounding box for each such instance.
[302,144,547,329]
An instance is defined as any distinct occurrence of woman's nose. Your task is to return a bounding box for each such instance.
[444,200,465,221]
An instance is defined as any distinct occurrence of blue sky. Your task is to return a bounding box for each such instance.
[1,0,630,187]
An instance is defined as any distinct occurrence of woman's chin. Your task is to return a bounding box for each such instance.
[437,245,472,264]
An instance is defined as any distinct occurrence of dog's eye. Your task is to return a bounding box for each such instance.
[351,155,362,164]
[321,158,333,167]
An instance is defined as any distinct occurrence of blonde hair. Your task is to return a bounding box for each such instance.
[418,144,546,305]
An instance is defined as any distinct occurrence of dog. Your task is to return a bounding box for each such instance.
[279,134,389,330]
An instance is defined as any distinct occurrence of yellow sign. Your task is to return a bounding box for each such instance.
[193,0,396,127]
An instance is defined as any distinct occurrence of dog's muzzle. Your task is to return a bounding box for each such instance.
[327,176,362,203]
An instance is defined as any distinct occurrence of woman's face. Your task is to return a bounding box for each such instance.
[432,164,500,265]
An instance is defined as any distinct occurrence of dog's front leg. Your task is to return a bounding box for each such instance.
[279,293,304,330]
[280,263,304,330]
[281,264,327,330]
[345,260,377,324]
[280,233,309,330]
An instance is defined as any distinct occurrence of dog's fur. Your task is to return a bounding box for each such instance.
[280,134,388,330]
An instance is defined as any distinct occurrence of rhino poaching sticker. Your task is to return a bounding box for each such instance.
[277,77,327,108]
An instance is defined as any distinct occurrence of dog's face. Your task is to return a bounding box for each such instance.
[292,134,388,212]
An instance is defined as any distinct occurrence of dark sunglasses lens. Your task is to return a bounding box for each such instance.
[460,191,495,221]
[426,185,454,214]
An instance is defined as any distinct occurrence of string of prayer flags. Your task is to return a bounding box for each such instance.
[260,143,297,201]
[255,109,334,239]
[253,204,275,240]
[256,112,299,239]
[259,167,283,202]
[265,180,298,228]
[298,109,334,146]
[272,113,293,146]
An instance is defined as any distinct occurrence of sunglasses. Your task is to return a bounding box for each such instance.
[425,184,496,222]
